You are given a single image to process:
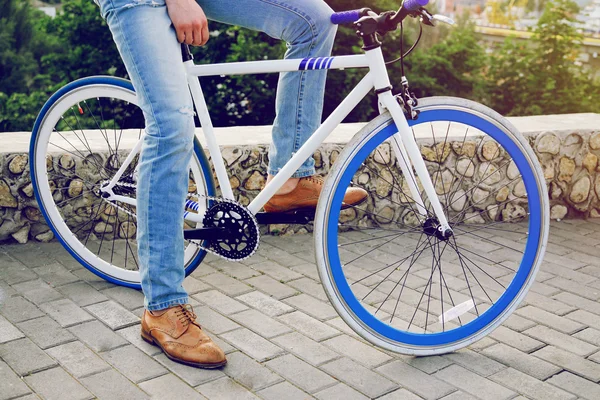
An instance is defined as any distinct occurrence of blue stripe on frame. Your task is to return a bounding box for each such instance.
[299,58,309,70]
[326,57,335,69]
[316,57,326,69]
[307,58,318,70]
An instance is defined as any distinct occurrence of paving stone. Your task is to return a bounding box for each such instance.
[565,309,600,330]
[442,348,507,377]
[378,388,426,400]
[547,371,600,400]
[182,276,212,294]
[325,317,361,339]
[252,260,304,282]
[259,243,308,268]
[40,298,94,327]
[314,383,368,400]
[287,277,328,302]
[8,245,51,269]
[85,300,139,330]
[523,325,597,356]
[72,268,116,291]
[516,305,585,334]
[376,360,456,400]
[32,262,80,287]
[201,272,253,296]
[0,259,37,284]
[69,320,128,352]
[116,324,162,356]
[322,334,391,368]
[523,291,576,316]
[290,262,321,281]
[434,365,515,400]
[320,357,398,398]
[194,290,249,314]
[278,311,340,342]
[195,305,240,335]
[0,314,25,344]
[244,274,297,299]
[400,355,453,374]
[488,325,545,353]
[197,377,259,400]
[273,332,339,366]
[100,286,144,310]
[503,313,536,332]
[46,341,110,378]
[439,391,478,400]
[481,343,561,380]
[154,353,224,386]
[56,281,109,307]
[11,279,63,305]
[230,309,292,338]
[532,346,600,382]
[221,327,284,362]
[257,381,314,400]
[210,262,261,280]
[553,291,600,316]
[529,281,562,297]
[80,369,149,400]
[588,349,600,363]
[222,351,283,391]
[284,294,337,320]
[101,345,167,383]
[574,327,600,346]
[266,354,337,393]
[24,367,93,400]
[0,338,57,375]
[0,296,44,323]
[209,329,236,354]
[139,373,206,399]
[490,367,576,400]
[17,316,75,349]
[236,291,293,317]
[0,360,32,400]
[545,276,600,300]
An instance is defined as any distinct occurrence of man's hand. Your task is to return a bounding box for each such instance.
[165,0,209,46]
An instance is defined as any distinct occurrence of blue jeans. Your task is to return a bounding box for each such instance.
[95,0,336,310]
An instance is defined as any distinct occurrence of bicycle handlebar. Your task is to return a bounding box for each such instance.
[330,0,429,25]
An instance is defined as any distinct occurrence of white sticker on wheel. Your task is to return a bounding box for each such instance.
[438,299,475,324]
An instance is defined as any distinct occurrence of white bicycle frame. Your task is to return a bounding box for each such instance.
[102,46,451,232]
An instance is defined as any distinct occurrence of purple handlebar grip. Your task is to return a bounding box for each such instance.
[403,0,429,11]
[331,10,362,25]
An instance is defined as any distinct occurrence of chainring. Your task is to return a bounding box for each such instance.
[202,200,260,261]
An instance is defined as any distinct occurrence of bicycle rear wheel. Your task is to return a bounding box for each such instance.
[30,76,215,289]
[315,97,548,355]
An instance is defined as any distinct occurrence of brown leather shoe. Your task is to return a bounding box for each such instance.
[263,175,368,213]
[141,304,226,369]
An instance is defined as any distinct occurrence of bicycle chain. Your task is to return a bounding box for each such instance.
[99,180,260,262]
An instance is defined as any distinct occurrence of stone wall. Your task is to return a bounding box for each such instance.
[1,123,599,243]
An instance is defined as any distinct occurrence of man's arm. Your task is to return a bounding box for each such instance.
[165,0,209,46]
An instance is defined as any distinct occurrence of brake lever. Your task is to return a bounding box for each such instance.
[432,14,455,25]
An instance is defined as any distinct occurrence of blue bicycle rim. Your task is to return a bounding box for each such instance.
[326,108,542,346]
[30,76,215,289]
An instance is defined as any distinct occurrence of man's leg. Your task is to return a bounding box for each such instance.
[198,0,336,178]
[96,0,225,367]
[199,1,367,211]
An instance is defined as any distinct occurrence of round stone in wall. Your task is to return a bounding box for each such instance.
[449,190,466,212]
[452,141,476,158]
[59,154,75,170]
[478,163,502,185]
[0,179,17,208]
[482,141,501,160]
[496,186,510,202]
[590,133,600,150]
[9,154,28,175]
[569,176,591,204]
[94,222,114,234]
[550,204,568,220]
[506,161,519,180]
[119,221,137,239]
[472,188,490,207]
[68,179,84,198]
[558,157,576,182]
[513,180,527,198]
[583,153,598,173]
[376,169,393,197]
[373,143,391,165]
[535,133,560,155]
[455,158,475,178]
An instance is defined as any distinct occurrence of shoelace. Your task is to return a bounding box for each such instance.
[174,304,197,327]
[304,175,324,185]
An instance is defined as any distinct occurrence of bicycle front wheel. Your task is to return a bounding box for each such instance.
[315,97,549,355]
[30,76,216,289]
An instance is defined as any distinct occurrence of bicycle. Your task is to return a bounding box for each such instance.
[30,0,549,355]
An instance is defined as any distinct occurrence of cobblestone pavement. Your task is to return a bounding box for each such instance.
[1,219,600,400]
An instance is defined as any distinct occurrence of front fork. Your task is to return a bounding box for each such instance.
[366,47,452,236]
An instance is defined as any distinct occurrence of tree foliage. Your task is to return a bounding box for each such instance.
[0,0,598,132]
